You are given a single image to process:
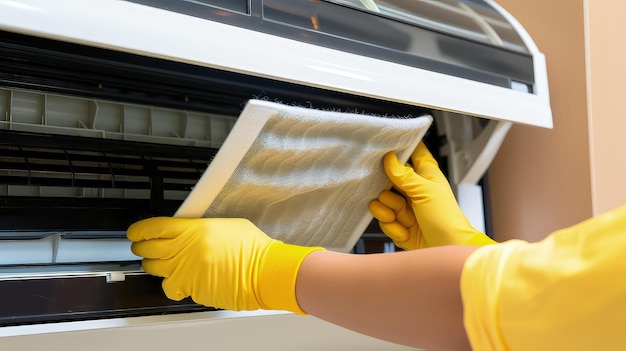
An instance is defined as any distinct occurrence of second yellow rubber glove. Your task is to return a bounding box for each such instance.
[369,142,495,249]
[127,217,324,314]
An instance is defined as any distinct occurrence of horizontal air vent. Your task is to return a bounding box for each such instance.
[0,86,239,233]
[0,141,205,199]
[0,129,217,232]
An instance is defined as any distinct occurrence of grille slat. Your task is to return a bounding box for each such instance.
[0,130,217,231]
[0,130,212,194]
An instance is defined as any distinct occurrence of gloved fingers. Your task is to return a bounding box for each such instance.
[410,142,448,184]
[130,231,196,259]
[377,190,407,212]
[383,152,428,197]
[127,217,197,242]
[395,205,417,228]
[141,257,177,278]
[410,142,434,163]
[161,275,189,302]
[379,221,410,244]
[369,199,396,223]
[131,238,176,259]
[370,191,417,228]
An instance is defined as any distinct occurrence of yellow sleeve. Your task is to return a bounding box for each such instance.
[461,204,626,351]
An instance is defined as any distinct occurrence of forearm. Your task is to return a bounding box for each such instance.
[296,246,478,351]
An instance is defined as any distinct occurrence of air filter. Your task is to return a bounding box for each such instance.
[175,100,432,252]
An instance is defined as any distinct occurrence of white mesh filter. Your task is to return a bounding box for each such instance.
[176,100,432,252]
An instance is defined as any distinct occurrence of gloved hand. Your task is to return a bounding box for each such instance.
[127,217,324,314]
[369,142,495,249]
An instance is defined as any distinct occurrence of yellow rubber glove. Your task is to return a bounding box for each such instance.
[127,217,324,314]
[369,142,495,249]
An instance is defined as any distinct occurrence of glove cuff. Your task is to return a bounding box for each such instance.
[256,241,325,314]
[463,232,497,246]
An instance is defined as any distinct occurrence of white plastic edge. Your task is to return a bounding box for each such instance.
[457,183,486,233]
[485,0,553,128]
[0,0,552,128]
[0,309,288,338]
[458,120,513,185]
[174,103,272,219]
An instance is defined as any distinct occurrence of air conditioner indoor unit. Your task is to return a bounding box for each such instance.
[0,0,551,350]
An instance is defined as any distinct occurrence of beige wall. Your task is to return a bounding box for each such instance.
[488,0,626,241]
[586,1,626,214]
[488,0,593,242]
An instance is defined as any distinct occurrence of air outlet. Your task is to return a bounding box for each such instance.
[0,130,216,232]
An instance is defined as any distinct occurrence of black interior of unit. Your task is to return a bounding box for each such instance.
[0,130,214,232]
[0,272,215,327]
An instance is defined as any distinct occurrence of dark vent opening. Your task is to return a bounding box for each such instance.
[0,130,215,233]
